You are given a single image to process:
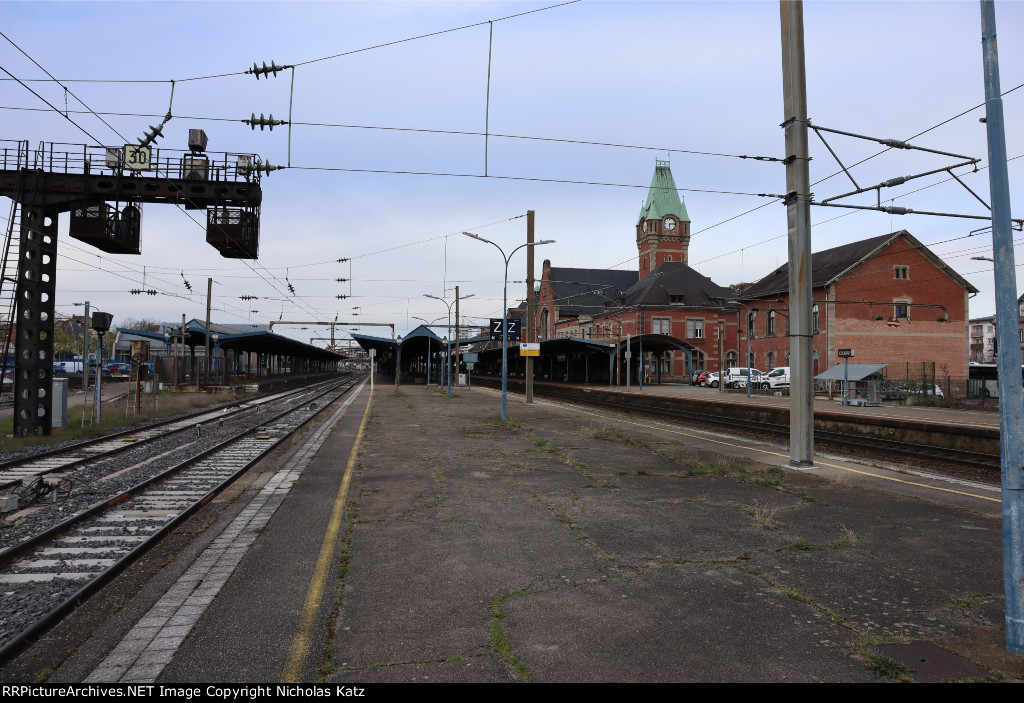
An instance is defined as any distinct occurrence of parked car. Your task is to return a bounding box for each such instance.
[106,362,131,376]
[52,361,67,376]
[701,372,720,388]
[759,367,790,389]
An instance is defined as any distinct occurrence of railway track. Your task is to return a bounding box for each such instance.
[0,374,364,662]
[474,379,1001,472]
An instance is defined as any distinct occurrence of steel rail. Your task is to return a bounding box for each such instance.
[0,375,362,663]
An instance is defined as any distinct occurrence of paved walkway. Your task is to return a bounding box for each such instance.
[17,381,1024,683]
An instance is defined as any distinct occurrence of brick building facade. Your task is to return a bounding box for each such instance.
[740,231,976,379]
[535,161,975,383]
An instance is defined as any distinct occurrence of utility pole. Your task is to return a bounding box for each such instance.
[980,0,1024,653]
[204,278,212,388]
[455,285,461,387]
[780,0,814,468]
[526,210,536,403]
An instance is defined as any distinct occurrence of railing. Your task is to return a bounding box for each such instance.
[0,139,261,185]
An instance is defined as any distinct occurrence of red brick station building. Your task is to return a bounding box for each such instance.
[531,161,975,384]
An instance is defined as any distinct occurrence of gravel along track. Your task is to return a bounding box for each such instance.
[0,376,362,654]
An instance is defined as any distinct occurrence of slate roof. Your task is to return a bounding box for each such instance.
[611,261,734,308]
[740,230,978,299]
[547,267,639,317]
[637,160,690,225]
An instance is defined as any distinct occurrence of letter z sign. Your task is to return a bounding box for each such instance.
[490,318,522,342]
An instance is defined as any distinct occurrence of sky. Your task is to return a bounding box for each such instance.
[1,0,1021,346]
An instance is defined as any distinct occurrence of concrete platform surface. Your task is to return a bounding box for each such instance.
[9,381,1021,684]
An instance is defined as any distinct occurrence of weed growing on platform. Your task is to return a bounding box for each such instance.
[830,526,858,549]
[489,592,532,682]
[482,415,523,430]
[863,651,914,682]
[948,596,986,612]
[783,538,815,551]
[745,502,780,531]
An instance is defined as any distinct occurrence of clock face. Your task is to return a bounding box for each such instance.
[665,217,676,230]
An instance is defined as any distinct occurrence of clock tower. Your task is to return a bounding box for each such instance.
[636,160,691,278]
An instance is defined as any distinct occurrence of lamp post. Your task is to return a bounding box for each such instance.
[442,336,450,395]
[727,300,758,398]
[463,232,554,421]
[425,293,474,396]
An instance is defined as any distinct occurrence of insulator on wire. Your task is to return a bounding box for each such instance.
[250,162,284,176]
[138,123,164,147]
[881,176,909,188]
[246,113,287,131]
[880,206,912,215]
[240,295,258,301]
[879,138,911,150]
[336,294,348,300]
[336,278,348,283]
[248,61,288,79]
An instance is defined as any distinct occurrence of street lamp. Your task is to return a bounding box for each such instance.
[463,231,554,421]
[727,300,759,398]
[425,293,474,396]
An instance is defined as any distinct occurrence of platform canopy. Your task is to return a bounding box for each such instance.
[815,363,887,381]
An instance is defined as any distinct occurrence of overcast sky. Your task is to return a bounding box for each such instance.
[2,0,1021,344]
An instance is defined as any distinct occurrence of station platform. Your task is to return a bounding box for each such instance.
[7,381,1023,683]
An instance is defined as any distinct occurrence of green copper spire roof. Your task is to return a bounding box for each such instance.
[636,160,689,225]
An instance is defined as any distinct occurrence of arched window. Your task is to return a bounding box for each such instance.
[726,350,738,368]
[812,304,820,333]
[693,349,705,372]
[747,311,755,337]
[767,310,776,336]
[767,351,776,370]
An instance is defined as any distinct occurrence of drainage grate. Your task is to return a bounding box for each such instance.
[875,641,991,683]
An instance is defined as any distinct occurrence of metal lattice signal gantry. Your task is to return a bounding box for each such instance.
[0,138,264,437]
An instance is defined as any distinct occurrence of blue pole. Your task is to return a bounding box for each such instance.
[981,0,1024,653]
[501,254,509,420]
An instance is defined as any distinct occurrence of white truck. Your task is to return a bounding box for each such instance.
[758,366,790,389]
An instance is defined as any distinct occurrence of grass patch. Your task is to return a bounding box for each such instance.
[829,526,858,549]
[863,652,914,682]
[489,592,532,682]
[948,596,986,612]
[1,389,238,449]
[481,415,524,430]
[783,538,815,551]
[745,502,780,531]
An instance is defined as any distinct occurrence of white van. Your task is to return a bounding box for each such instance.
[724,367,763,389]
[759,366,790,389]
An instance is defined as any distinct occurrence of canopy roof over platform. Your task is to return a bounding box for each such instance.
[815,363,887,381]
[117,321,343,362]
